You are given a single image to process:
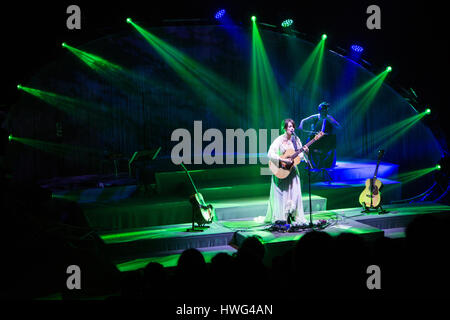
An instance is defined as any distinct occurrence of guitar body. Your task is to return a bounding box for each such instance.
[268,131,324,179]
[359,178,383,208]
[359,150,385,209]
[269,149,302,179]
[180,162,215,226]
[189,192,215,226]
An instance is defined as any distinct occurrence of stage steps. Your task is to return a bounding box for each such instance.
[115,245,238,272]
[97,202,450,272]
[82,194,327,231]
[52,160,403,230]
[310,177,402,210]
[322,160,399,181]
[212,195,327,220]
[98,222,236,266]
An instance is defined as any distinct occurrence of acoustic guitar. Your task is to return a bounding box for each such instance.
[269,131,324,179]
[180,163,215,226]
[359,150,385,209]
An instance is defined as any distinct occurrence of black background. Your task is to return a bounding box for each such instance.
[2,1,448,135]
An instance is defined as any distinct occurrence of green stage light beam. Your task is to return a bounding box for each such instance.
[351,111,428,155]
[63,43,123,73]
[62,43,142,93]
[334,71,387,113]
[9,136,103,158]
[292,36,327,101]
[311,36,326,105]
[349,68,390,120]
[63,42,182,98]
[17,85,137,129]
[251,19,287,129]
[128,20,244,122]
[391,166,439,185]
[18,85,86,115]
[127,20,243,99]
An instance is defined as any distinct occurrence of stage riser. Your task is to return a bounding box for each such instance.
[155,161,399,197]
[97,203,450,272]
[198,183,270,200]
[53,185,137,203]
[311,181,402,210]
[324,163,398,182]
[155,165,270,196]
[214,198,327,220]
[83,196,327,231]
[354,211,450,230]
[105,233,235,263]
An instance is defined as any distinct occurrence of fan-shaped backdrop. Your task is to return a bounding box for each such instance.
[8,24,442,197]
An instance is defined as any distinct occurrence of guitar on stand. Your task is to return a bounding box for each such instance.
[359,150,388,214]
[180,163,216,232]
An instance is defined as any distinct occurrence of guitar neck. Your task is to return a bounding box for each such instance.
[292,137,318,158]
[180,163,199,194]
[373,160,381,179]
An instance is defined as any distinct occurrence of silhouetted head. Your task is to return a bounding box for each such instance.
[143,262,165,281]
[237,236,265,262]
[294,231,334,267]
[318,102,330,116]
[176,248,207,279]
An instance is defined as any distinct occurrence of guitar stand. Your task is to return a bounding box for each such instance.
[361,204,389,215]
[185,208,210,232]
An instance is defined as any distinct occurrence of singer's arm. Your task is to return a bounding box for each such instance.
[268,136,291,164]
[294,136,308,161]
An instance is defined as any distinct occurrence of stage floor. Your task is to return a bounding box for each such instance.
[97,201,450,272]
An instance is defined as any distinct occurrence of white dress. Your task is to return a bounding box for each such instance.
[265,134,308,224]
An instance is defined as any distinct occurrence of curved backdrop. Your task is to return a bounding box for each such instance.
[8,24,442,185]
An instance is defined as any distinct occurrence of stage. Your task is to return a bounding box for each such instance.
[97,202,450,272]
[3,3,449,301]
[47,159,403,230]
[36,158,448,273]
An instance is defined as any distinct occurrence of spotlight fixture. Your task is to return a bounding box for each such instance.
[322,34,327,40]
[126,18,132,24]
[215,9,226,20]
[281,19,293,28]
[386,66,392,72]
[8,134,13,142]
[436,164,441,170]
[351,45,364,53]
[425,108,431,114]
[251,16,256,22]
[17,84,22,90]
[62,42,67,47]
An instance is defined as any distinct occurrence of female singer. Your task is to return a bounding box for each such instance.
[265,119,309,225]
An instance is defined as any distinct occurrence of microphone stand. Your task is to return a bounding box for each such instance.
[293,130,314,228]
[305,157,314,228]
